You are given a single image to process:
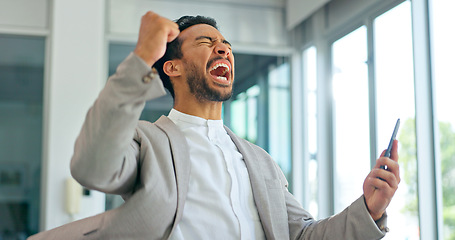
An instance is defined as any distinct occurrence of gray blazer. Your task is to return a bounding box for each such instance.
[29,53,386,240]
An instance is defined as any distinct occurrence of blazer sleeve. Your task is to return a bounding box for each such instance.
[280,161,387,240]
[70,52,167,195]
[287,193,386,239]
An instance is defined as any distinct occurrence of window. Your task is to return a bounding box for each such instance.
[269,61,292,186]
[231,86,259,143]
[331,26,371,213]
[330,6,420,239]
[374,2,420,239]
[0,35,45,238]
[299,0,452,237]
[430,0,455,239]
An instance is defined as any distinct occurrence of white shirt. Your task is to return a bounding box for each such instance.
[167,109,265,240]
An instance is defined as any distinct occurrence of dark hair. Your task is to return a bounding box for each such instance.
[152,15,218,98]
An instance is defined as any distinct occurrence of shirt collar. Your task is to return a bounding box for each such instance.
[168,108,224,128]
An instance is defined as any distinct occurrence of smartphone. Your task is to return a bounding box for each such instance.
[380,118,400,170]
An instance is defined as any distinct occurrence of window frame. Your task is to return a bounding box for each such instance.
[295,0,443,238]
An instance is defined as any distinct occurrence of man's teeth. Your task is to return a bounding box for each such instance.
[211,63,230,72]
[210,62,230,82]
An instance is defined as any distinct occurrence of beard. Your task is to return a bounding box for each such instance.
[184,59,233,102]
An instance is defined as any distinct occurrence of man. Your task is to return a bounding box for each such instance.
[29,11,400,240]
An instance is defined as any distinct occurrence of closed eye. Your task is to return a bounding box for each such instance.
[196,36,213,43]
[195,36,232,50]
[199,41,213,45]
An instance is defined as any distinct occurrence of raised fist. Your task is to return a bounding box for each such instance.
[134,11,180,66]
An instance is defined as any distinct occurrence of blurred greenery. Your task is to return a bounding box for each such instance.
[399,118,455,240]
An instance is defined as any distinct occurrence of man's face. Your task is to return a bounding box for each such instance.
[177,24,235,102]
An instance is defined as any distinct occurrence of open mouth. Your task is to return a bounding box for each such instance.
[209,62,230,83]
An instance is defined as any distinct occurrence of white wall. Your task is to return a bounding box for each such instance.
[41,0,107,230]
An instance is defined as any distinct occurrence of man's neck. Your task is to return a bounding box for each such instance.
[173,100,223,120]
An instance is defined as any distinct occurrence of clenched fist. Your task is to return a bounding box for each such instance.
[134,11,180,67]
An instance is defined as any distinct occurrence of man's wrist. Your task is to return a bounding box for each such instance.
[374,212,389,233]
[133,48,160,67]
[370,212,384,221]
[363,197,384,221]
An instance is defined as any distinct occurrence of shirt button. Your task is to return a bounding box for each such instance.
[142,67,159,83]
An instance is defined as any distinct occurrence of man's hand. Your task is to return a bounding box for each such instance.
[134,11,180,67]
[363,140,400,220]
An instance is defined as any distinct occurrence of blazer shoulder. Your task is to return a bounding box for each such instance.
[136,116,175,135]
[135,120,165,138]
[135,116,186,147]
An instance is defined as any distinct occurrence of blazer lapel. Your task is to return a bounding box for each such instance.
[155,116,191,234]
[224,126,277,239]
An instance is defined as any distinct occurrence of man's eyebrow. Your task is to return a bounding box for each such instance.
[222,39,232,47]
[195,36,232,46]
[195,36,213,42]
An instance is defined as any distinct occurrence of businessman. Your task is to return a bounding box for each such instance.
[29,11,400,240]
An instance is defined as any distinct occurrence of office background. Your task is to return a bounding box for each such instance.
[0,0,453,239]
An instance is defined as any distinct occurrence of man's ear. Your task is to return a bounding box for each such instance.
[163,60,181,77]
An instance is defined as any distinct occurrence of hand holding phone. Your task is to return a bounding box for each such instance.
[364,119,401,221]
[380,118,400,171]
